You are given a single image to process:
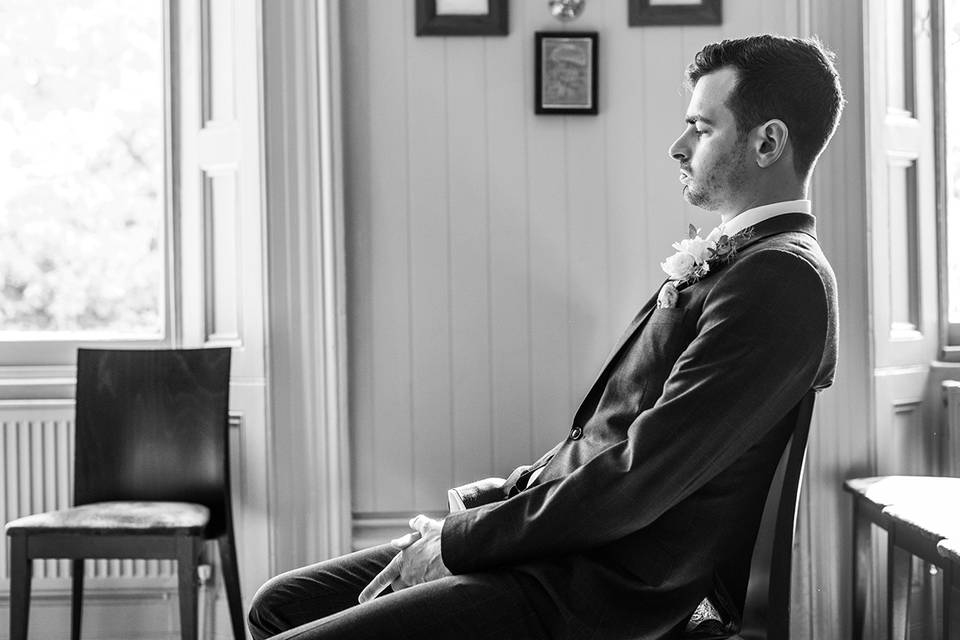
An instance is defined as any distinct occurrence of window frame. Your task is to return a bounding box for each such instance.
[936,0,960,360]
[0,0,180,377]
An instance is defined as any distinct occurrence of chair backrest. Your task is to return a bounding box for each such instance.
[738,390,816,640]
[74,348,233,536]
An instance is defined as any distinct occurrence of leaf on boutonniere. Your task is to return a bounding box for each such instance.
[709,235,734,262]
[688,224,698,240]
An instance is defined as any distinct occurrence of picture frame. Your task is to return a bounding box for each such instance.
[415,0,509,37]
[628,0,722,26]
[535,31,599,116]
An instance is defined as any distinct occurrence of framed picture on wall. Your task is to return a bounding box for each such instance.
[415,0,509,36]
[628,0,722,26]
[535,31,599,115]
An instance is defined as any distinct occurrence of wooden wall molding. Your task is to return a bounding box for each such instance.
[262,0,351,572]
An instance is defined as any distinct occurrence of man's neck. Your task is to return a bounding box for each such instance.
[719,185,808,224]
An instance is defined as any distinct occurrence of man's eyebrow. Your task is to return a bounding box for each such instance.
[685,114,715,126]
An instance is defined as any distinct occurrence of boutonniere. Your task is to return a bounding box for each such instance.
[660,224,752,285]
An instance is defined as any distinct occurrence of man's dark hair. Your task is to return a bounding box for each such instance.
[686,35,844,177]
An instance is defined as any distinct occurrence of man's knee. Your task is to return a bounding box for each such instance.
[247,574,289,639]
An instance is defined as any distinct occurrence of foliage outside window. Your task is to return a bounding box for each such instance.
[0,0,164,337]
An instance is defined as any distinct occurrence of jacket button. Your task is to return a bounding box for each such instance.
[570,426,583,440]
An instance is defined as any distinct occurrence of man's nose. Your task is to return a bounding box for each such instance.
[668,135,688,162]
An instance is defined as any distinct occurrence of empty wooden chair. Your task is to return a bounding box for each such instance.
[4,347,245,640]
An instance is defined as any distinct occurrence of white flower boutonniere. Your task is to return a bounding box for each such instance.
[660,224,748,284]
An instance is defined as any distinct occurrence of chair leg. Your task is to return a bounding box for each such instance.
[9,535,32,640]
[888,534,912,640]
[71,558,84,640]
[945,562,960,640]
[218,532,246,640]
[852,502,870,640]
[177,536,202,640]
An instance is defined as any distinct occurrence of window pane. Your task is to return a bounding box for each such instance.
[0,0,164,336]
[948,0,960,323]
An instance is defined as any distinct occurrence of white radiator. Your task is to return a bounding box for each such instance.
[942,380,960,477]
[0,400,175,588]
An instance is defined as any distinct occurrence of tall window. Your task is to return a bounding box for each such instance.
[945,0,960,343]
[0,0,166,340]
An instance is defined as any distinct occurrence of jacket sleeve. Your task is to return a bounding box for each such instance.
[441,249,830,574]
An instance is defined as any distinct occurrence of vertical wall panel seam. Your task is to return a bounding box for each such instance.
[564,118,573,417]
[484,39,496,471]
[294,0,312,540]
[403,0,416,506]
[523,0,535,460]
[444,37,456,489]
[364,1,380,510]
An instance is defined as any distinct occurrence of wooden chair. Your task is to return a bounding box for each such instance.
[685,390,816,639]
[4,348,245,640]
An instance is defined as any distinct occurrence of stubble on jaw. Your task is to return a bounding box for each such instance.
[682,139,750,212]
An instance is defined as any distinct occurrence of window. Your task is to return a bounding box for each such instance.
[945,0,960,341]
[938,0,960,352]
[0,0,167,346]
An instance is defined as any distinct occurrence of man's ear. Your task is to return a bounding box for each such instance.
[750,119,789,169]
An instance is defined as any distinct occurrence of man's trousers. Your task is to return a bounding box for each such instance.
[247,544,551,639]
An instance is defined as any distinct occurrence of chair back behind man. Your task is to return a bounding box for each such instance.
[737,390,816,639]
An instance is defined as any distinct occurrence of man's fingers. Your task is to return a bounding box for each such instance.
[358,552,402,603]
[409,514,432,535]
[390,531,422,549]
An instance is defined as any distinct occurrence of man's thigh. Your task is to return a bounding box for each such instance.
[248,544,398,639]
[269,569,549,640]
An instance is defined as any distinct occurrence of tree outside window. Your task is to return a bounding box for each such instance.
[0,0,164,337]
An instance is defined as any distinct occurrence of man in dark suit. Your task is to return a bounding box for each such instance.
[248,34,843,640]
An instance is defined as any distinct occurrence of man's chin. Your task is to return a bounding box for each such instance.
[681,186,712,211]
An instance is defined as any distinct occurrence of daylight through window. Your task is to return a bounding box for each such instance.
[0,0,165,338]
[946,0,960,325]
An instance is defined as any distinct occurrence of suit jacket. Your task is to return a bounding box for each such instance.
[440,212,839,640]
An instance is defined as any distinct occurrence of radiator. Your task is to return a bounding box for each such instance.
[942,380,960,477]
[0,400,176,587]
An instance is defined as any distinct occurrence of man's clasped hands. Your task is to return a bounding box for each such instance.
[357,514,451,603]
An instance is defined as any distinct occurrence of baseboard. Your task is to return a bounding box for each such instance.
[350,511,447,552]
[0,583,238,640]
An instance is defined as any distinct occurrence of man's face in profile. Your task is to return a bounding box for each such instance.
[668,66,751,214]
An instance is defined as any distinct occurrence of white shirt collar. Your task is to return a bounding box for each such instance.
[720,199,811,238]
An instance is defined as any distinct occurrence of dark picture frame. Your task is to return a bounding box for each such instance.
[535,31,599,116]
[628,0,722,26]
[415,0,509,36]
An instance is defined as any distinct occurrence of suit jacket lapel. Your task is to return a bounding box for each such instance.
[570,281,664,427]
[599,280,665,375]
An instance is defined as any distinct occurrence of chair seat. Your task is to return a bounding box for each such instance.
[4,501,210,536]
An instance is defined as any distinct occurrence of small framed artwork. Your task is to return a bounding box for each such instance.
[415,0,509,36]
[628,0,722,26]
[535,31,599,115]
